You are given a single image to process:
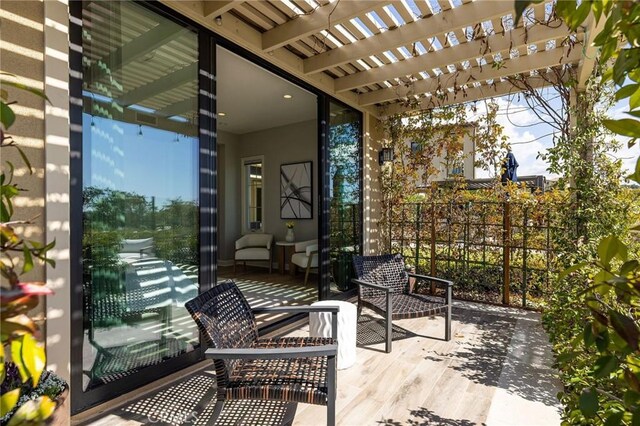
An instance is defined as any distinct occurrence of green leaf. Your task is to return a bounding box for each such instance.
[579,387,599,418]
[603,119,640,138]
[584,322,596,347]
[604,411,624,426]
[615,84,639,101]
[632,86,640,111]
[0,79,51,104]
[0,389,20,417]
[598,235,627,268]
[514,0,543,25]
[610,310,640,350]
[594,355,618,378]
[0,345,5,384]
[559,261,589,280]
[21,245,34,275]
[620,260,640,277]
[630,156,640,184]
[1,100,16,130]
[564,1,591,31]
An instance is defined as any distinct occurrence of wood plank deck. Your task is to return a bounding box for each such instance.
[75,301,562,426]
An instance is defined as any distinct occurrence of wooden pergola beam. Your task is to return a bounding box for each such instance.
[303,0,515,74]
[119,63,198,106]
[202,1,243,18]
[378,75,563,116]
[577,15,601,90]
[335,23,578,93]
[86,24,188,84]
[262,1,384,52]
[359,46,582,106]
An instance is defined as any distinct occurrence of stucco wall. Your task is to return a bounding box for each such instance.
[364,113,384,255]
[1,0,46,286]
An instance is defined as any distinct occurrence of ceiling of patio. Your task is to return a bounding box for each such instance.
[164,0,592,117]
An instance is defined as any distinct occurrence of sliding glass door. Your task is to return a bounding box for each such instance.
[327,101,363,295]
[72,0,207,412]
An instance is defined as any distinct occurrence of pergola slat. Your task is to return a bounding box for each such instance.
[359,46,581,106]
[379,71,567,115]
[202,1,244,18]
[262,1,385,52]
[303,0,516,74]
[335,23,577,93]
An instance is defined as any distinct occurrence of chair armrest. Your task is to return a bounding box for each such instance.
[205,344,338,360]
[252,306,339,314]
[235,236,249,250]
[408,273,453,305]
[306,244,319,256]
[351,278,390,293]
[407,273,453,288]
[139,245,154,257]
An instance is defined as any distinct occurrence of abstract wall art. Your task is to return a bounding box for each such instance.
[280,161,313,219]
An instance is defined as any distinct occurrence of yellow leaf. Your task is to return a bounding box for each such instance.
[0,389,20,417]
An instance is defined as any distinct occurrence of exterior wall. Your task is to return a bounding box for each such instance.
[363,113,384,255]
[428,127,477,181]
[1,0,72,419]
[1,0,46,288]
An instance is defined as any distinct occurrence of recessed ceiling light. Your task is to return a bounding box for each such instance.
[283,94,293,99]
[218,112,226,117]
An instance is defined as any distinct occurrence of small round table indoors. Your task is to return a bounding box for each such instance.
[275,241,296,275]
[309,300,357,370]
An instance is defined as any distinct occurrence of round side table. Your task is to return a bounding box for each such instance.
[275,241,296,275]
[309,300,357,370]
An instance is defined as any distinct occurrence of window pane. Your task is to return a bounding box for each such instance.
[329,102,362,292]
[81,1,199,391]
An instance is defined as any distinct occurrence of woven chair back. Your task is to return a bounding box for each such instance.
[185,280,259,383]
[352,254,408,297]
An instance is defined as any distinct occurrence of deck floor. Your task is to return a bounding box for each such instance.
[77,301,562,426]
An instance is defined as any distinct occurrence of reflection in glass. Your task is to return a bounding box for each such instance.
[81,1,199,391]
[329,102,362,292]
[244,161,263,232]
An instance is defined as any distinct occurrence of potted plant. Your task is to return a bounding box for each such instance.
[1,74,67,424]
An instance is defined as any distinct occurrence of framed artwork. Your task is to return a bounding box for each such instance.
[280,161,313,219]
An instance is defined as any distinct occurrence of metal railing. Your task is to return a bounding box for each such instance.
[387,201,566,308]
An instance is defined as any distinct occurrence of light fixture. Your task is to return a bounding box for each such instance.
[283,94,293,99]
[218,112,226,117]
[378,147,393,166]
[138,124,143,138]
[215,16,222,26]
[90,115,95,127]
[174,133,180,143]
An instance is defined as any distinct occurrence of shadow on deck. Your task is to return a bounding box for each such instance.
[77,301,562,426]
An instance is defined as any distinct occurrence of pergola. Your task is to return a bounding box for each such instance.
[164,0,596,117]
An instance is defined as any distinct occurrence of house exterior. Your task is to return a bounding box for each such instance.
[0,0,588,419]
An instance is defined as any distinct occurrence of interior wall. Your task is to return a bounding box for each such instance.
[218,130,241,262]
[218,119,317,261]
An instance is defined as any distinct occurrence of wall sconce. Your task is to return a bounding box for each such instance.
[215,16,223,26]
[378,147,393,166]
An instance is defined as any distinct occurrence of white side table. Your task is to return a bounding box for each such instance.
[309,300,357,370]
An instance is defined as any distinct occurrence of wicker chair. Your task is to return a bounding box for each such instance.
[352,254,452,353]
[185,280,339,425]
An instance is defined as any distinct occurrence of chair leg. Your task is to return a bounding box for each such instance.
[327,354,337,426]
[445,303,452,341]
[385,310,392,353]
[304,264,311,285]
[212,400,225,423]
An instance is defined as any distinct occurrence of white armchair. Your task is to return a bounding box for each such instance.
[234,234,274,274]
[291,239,318,285]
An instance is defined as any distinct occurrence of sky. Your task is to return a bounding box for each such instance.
[470,87,638,180]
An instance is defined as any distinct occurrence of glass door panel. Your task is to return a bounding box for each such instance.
[81,1,199,392]
[328,101,362,294]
